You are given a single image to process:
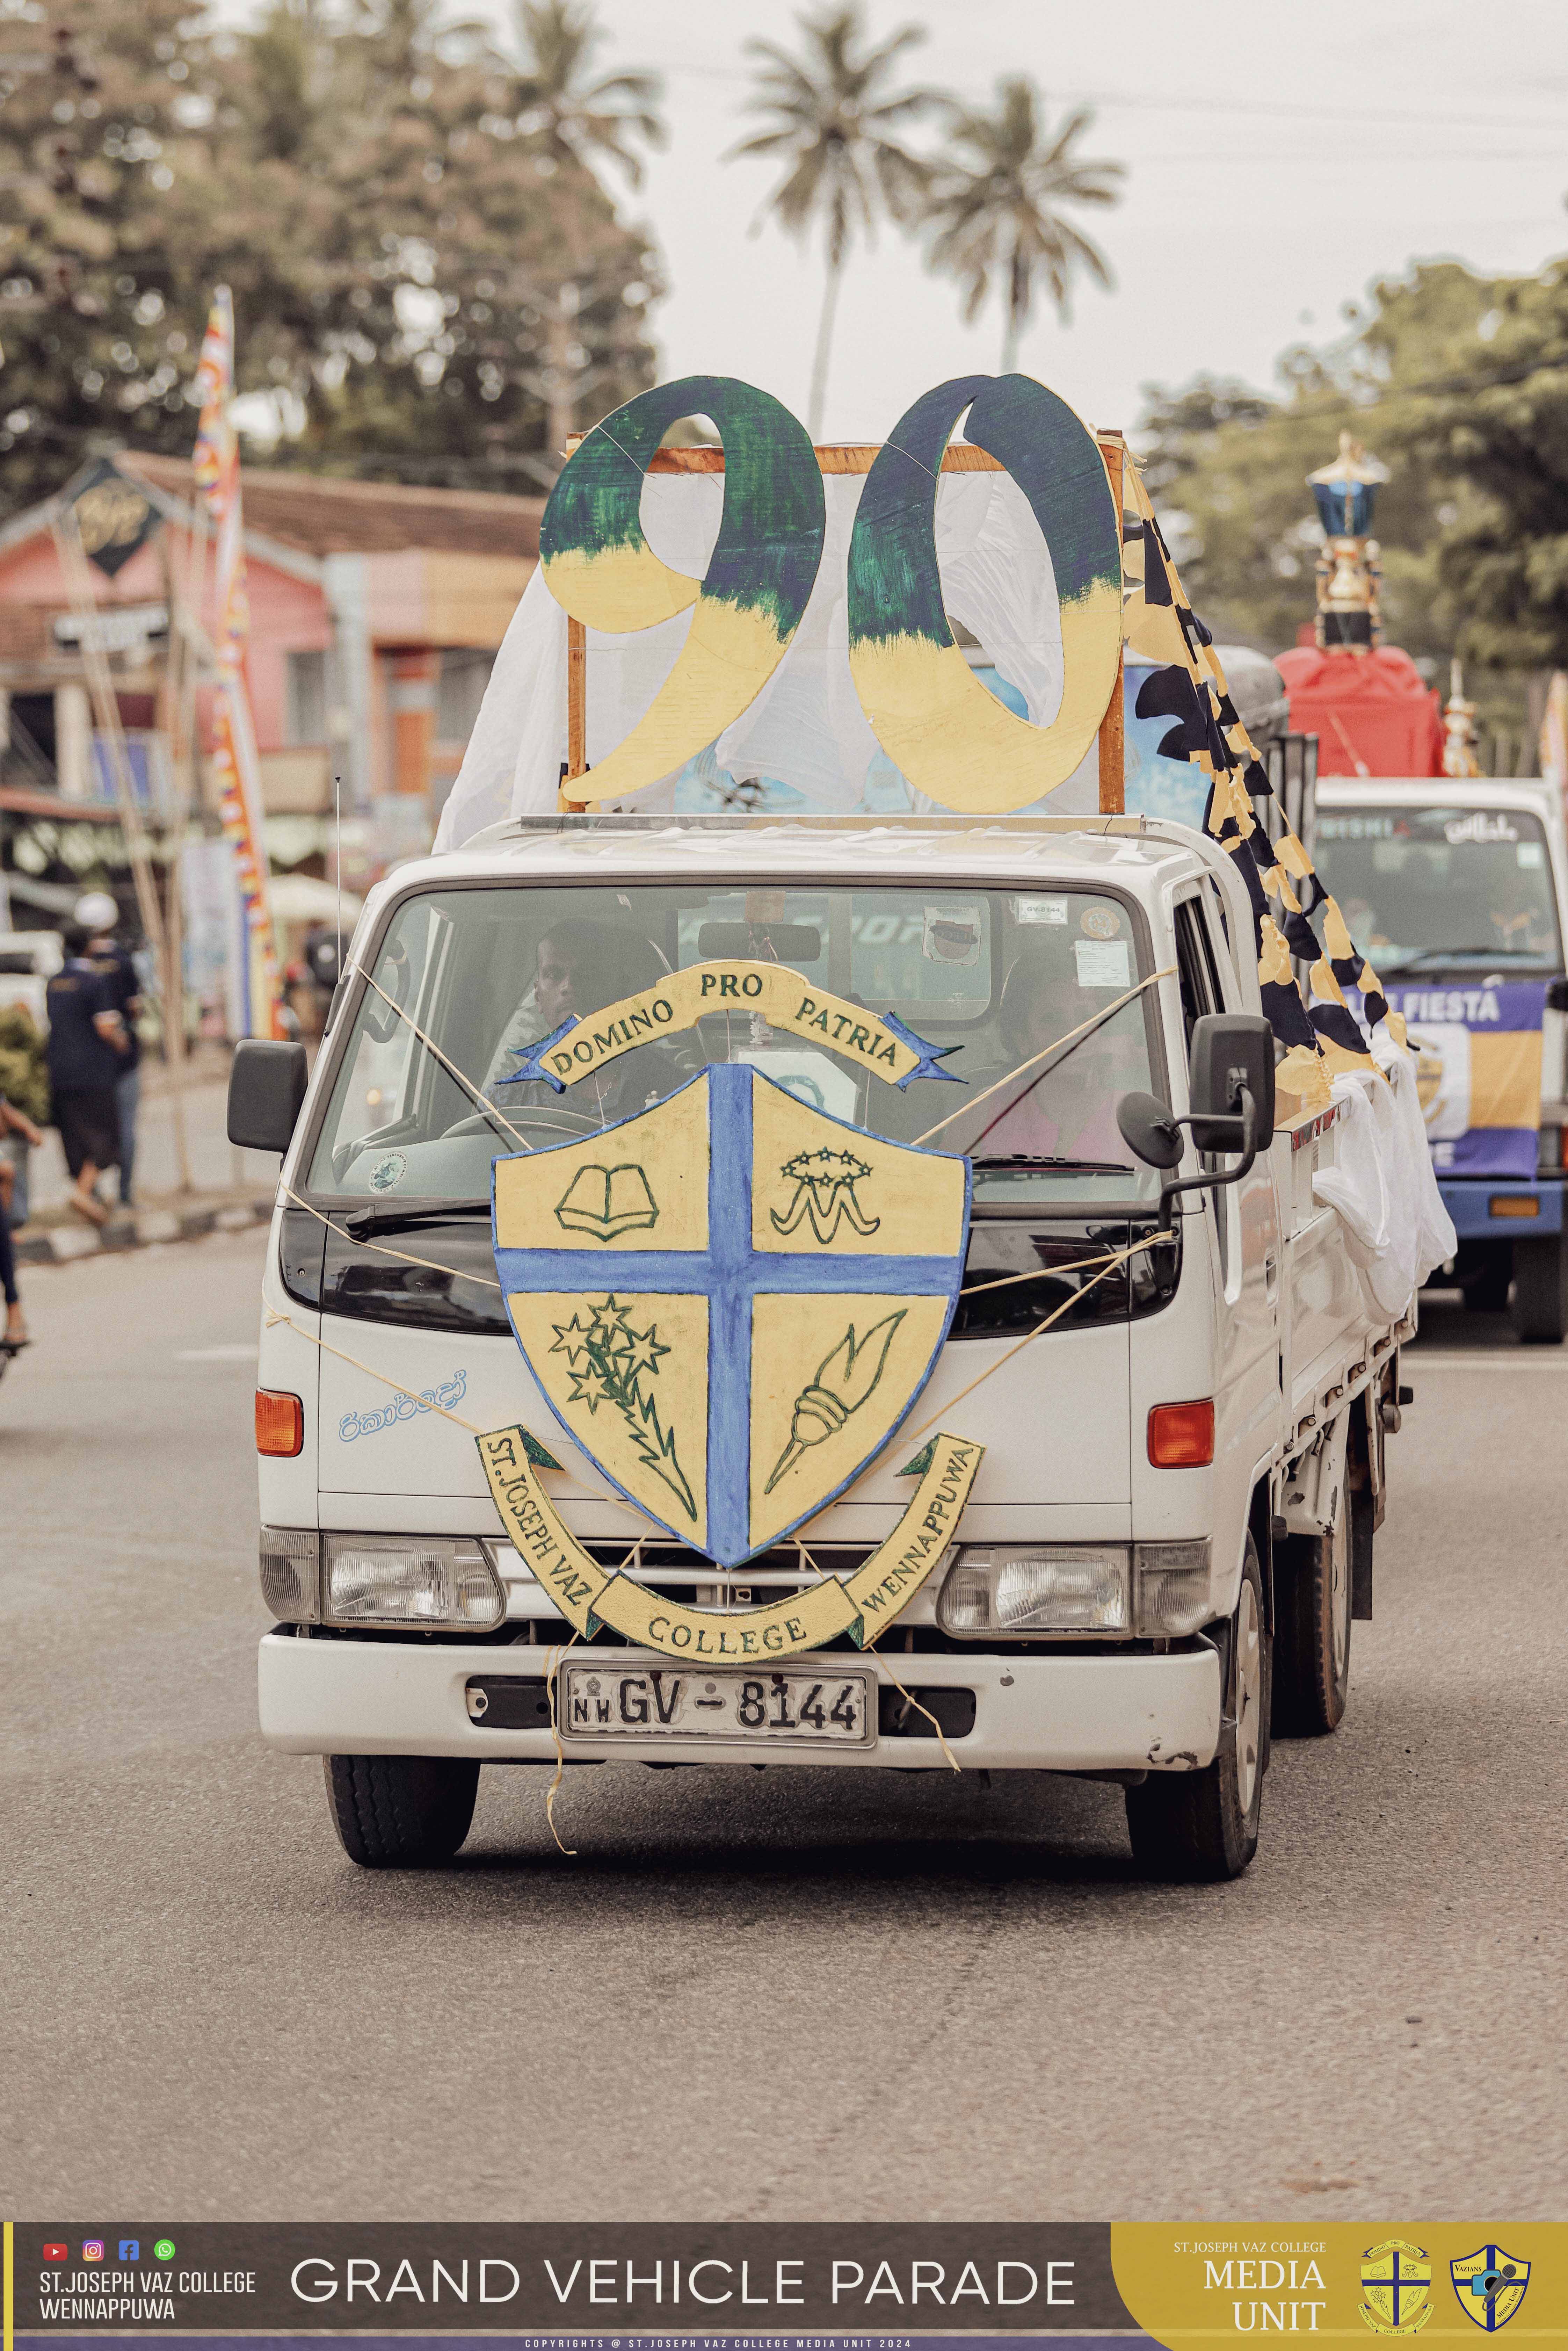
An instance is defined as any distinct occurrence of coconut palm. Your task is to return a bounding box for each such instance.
[925,77,1123,373]
[729,6,935,437]
[511,0,665,188]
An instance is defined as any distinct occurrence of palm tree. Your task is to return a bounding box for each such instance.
[925,77,1123,373]
[729,6,935,438]
[511,0,665,188]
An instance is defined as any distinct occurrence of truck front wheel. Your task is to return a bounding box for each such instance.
[324,1754,480,1867]
[1511,1234,1568,1344]
[1272,1475,1352,1736]
[1125,1540,1269,1882]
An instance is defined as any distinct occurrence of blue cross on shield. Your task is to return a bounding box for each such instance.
[493,1064,971,1567]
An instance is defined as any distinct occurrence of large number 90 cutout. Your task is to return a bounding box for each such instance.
[847,375,1123,812]
[539,375,826,804]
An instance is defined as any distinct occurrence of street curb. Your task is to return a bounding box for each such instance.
[14,1196,274,1266]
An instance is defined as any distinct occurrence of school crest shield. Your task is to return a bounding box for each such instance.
[493,1065,971,1566]
[1360,2243,1432,2336]
[1451,2249,1530,2332]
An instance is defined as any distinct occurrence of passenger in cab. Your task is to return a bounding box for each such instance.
[976,942,1143,1167]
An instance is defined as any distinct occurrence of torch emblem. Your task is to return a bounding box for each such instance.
[492,1066,971,1566]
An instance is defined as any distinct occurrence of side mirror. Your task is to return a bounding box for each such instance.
[228,1039,308,1155]
[1117,1090,1184,1170]
[1189,1013,1276,1151]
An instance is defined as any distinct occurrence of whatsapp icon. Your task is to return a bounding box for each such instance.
[153,2240,175,2262]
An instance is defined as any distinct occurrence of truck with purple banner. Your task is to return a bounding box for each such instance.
[1313,776,1568,1341]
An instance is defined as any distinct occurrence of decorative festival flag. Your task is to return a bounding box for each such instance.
[192,287,280,1039]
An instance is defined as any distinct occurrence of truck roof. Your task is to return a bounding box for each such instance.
[393,813,1208,904]
[1316,775,1559,815]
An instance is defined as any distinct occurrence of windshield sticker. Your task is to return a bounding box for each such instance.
[1518,841,1545,868]
[1080,905,1122,939]
[339,1368,468,1443]
[367,1151,407,1193]
[922,906,982,965]
[1074,938,1131,989]
[1015,896,1068,926]
[1445,812,1519,845]
[736,1048,859,1122]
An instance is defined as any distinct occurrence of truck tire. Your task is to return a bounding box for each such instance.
[1125,1539,1268,1883]
[1272,1474,1352,1736]
[1511,1235,1568,1344]
[1462,1244,1510,1314]
[324,1754,479,1868]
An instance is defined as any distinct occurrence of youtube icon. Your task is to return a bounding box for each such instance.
[42,2244,67,2263]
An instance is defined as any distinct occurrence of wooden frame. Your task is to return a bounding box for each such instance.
[559,430,1128,813]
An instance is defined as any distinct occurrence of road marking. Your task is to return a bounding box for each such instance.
[176,1344,259,1362]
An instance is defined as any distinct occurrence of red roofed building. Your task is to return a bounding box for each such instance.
[0,454,539,907]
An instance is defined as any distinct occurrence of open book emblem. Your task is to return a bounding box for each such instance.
[554,1161,659,1240]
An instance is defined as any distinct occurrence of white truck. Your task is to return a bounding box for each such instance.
[1313,776,1568,1340]
[235,810,1414,1882]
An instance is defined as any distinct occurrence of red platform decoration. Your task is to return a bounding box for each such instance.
[1276,641,1444,778]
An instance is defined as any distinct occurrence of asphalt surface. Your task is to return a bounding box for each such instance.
[3,1229,1565,2220]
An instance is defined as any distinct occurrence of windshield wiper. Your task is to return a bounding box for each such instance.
[971,1154,1135,1176]
[338,1202,489,1236]
[1382,945,1545,972]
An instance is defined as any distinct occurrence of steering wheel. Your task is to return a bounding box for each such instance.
[442,1106,603,1143]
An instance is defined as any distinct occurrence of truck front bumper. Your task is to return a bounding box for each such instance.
[1441,1177,1563,1240]
[258,1633,1222,1774]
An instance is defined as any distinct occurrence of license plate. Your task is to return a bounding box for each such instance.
[558,1662,875,1748]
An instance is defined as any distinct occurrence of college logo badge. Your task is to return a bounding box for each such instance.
[493,1064,970,1567]
[1360,2242,1433,2335]
[1450,2247,1530,2331]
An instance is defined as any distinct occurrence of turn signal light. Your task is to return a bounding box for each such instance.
[1148,1399,1214,1467]
[255,1388,304,1457]
[1489,1194,1539,1219]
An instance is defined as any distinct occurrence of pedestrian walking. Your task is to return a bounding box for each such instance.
[75,890,142,1207]
[0,998,47,1228]
[44,920,126,1227]
[0,1094,43,1346]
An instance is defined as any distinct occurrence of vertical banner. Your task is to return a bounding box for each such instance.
[192,286,280,1040]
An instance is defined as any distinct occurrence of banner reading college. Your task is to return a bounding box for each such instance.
[478,1423,982,1661]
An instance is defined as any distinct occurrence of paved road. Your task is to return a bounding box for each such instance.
[3,1232,1565,2221]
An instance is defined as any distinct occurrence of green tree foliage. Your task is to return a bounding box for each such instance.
[0,0,663,516]
[1380,255,1568,675]
[729,5,935,437]
[923,77,1122,374]
[1135,258,1567,701]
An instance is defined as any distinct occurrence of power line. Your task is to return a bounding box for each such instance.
[655,52,1567,138]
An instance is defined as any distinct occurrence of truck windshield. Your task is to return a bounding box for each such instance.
[1314,806,1563,975]
[303,881,1163,1212]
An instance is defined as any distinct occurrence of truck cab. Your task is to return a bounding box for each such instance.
[1313,776,1568,1339]
[239,812,1412,1882]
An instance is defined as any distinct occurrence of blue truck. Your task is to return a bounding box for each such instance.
[1312,776,1568,1341]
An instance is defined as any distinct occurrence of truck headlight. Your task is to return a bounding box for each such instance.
[321,1532,505,1628]
[938,1544,1131,1635]
[1134,1539,1213,1635]
[260,1526,319,1624]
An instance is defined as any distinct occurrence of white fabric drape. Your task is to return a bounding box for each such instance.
[435,468,1092,850]
[1313,1040,1458,1317]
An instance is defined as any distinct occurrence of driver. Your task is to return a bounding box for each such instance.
[486,919,699,1127]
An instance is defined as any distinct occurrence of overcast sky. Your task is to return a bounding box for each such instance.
[475,0,1568,446]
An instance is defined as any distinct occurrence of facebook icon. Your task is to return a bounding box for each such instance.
[118,2242,139,2261]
